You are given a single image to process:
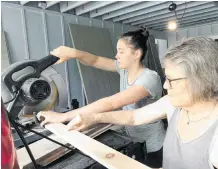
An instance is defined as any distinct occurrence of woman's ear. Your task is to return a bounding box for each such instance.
[134,49,142,60]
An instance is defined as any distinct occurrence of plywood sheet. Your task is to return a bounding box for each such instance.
[68,24,120,104]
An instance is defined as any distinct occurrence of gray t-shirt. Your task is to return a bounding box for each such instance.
[114,61,166,153]
[163,109,218,169]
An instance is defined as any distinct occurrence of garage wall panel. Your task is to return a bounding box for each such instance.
[198,25,212,36]
[176,29,188,41]
[1,6,26,62]
[25,10,47,60]
[187,27,198,37]
[211,24,218,34]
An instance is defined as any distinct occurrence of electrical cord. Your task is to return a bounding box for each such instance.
[174,1,187,20]
[3,90,19,104]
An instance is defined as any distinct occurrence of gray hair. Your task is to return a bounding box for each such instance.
[165,37,218,102]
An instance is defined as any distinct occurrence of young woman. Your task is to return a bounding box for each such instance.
[65,37,218,169]
[37,28,165,168]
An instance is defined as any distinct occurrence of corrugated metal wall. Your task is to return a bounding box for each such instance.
[167,22,218,48]
[1,2,166,109]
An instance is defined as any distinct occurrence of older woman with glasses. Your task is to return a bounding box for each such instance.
[47,37,218,169]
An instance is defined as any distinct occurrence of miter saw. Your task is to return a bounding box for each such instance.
[1,55,147,169]
[1,55,69,147]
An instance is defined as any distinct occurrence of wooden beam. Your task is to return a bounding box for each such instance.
[45,123,151,169]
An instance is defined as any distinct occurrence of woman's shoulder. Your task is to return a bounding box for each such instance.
[137,68,160,81]
[157,95,177,121]
[140,68,161,82]
[143,68,159,76]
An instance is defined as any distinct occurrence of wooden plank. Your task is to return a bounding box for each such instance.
[68,24,120,104]
[45,123,151,169]
[17,124,112,169]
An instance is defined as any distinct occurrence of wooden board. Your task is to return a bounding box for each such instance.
[17,124,112,169]
[68,24,120,104]
[45,123,151,169]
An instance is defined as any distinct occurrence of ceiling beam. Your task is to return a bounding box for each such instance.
[158,19,218,31]
[20,1,29,5]
[179,19,218,29]
[123,1,189,24]
[45,1,60,9]
[60,1,88,13]
[75,1,115,15]
[180,16,218,27]
[127,1,210,25]
[132,3,215,26]
[90,1,140,18]
[112,1,172,22]
[138,7,217,25]
[151,12,218,30]
[151,11,218,30]
[102,1,163,20]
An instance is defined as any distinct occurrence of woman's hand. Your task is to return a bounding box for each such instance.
[66,113,98,131]
[36,111,67,127]
[50,46,78,64]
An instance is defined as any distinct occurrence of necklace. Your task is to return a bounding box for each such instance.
[186,102,217,125]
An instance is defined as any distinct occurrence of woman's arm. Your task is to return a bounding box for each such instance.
[64,85,151,121]
[51,46,116,72]
[76,50,116,72]
[96,96,168,125]
[66,96,169,131]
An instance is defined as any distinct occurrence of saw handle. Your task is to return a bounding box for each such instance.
[3,55,59,93]
[36,54,59,73]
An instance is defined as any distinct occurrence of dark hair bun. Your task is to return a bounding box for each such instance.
[132,26,149,39]
[140,26,149,38]
[139,26,147,32]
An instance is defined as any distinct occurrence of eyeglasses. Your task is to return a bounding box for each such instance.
[165,76,187,89]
